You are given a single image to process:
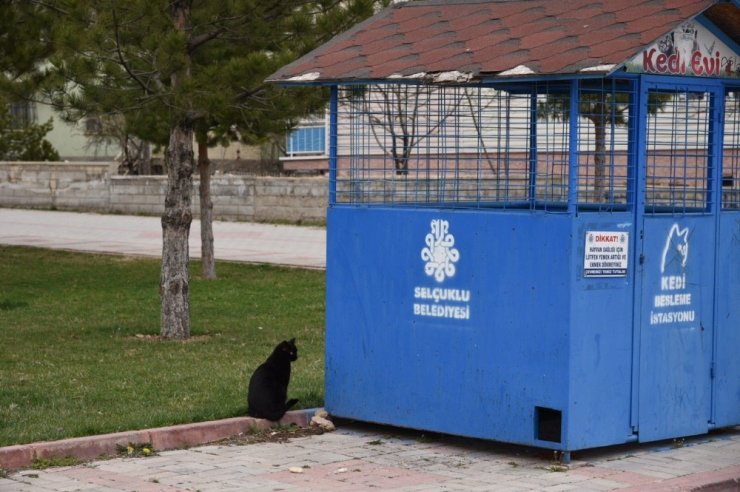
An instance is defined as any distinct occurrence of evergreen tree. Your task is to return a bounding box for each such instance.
[0,1,60,161]
[47,0,387,339]
[0,111,60,161]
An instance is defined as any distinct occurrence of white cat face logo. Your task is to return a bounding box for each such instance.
[660,223,689,274]
[421,219,459,283]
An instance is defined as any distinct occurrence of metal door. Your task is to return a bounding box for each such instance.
[636,82,720,442]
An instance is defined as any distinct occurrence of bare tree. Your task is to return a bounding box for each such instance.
[82,114,153,175]
[350,84,462,176]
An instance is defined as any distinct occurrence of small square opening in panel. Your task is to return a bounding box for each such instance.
[536,406,562,443]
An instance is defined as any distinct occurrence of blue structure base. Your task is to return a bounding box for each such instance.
[325,206,740,453]
[715,213,740,428]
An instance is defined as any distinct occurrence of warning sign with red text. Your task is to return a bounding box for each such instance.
[584,231,629,278]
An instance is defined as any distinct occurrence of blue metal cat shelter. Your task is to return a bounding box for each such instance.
[269,0,740,459]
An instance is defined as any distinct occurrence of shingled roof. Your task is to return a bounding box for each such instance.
[268,0,736,84]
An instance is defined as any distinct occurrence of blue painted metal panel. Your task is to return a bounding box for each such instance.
[714,212,740,426]
[320,72,740,455]
[326,206,574,449]
[567,214,636,450]
[638,217,714,442]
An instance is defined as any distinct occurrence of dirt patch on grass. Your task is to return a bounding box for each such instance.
[127,334,213,343]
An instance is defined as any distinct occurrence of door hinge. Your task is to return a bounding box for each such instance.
[710,362,715,380]
[639,253,645,265]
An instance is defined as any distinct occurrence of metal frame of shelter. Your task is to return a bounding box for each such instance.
[295,16,740,461]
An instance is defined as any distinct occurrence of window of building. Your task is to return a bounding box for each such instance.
[8,101,37,128]
[286,125,326,156]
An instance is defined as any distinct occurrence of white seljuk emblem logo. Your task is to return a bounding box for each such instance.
[421,219,460,283]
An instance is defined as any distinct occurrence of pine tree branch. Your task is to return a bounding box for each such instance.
[187,28,226,54]
[27,0,69,16]
[112,7,152,96]
[234,83,267,104]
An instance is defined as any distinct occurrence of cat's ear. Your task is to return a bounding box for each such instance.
[289,338,296,345]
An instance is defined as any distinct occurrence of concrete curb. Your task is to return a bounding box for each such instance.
[693,477,740,492]
[0,408,317,471]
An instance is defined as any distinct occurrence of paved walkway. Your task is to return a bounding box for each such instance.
[0,208,326,269]
[1,207,739,491]
[2,423,739,491]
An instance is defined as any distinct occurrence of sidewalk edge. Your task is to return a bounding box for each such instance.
[0,408,317,471]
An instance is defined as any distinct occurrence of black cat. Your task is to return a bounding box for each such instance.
[247,338,299,421]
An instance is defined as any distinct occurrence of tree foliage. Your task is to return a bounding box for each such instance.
[0,1,60,161]
[0,111,60,161]
[0,1,56,99]
[48,0,385,145]
[44,0,388,338]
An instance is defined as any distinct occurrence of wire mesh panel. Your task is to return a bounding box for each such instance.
[645,90,712,213]
[334,82,571,210]
[534,87,570,206]
[576,80,636,210]
[723,89,740,209]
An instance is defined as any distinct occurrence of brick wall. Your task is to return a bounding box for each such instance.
[0,162,329,223]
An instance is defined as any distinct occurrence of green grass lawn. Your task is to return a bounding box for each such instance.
[0,245,326,447]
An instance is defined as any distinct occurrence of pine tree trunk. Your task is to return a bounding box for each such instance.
[160,122,194,339]
[140,142,152,175]
[198,140,216,279]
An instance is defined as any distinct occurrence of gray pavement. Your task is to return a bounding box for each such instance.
[0,208,325,269]
[1,207,739,491]
[1,423,739,491]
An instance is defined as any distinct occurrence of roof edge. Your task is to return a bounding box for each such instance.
[269,0,728,86]
[266,3,401,84]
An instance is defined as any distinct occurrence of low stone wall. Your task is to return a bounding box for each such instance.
[0,162,329,223]
[0,161,112,212]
